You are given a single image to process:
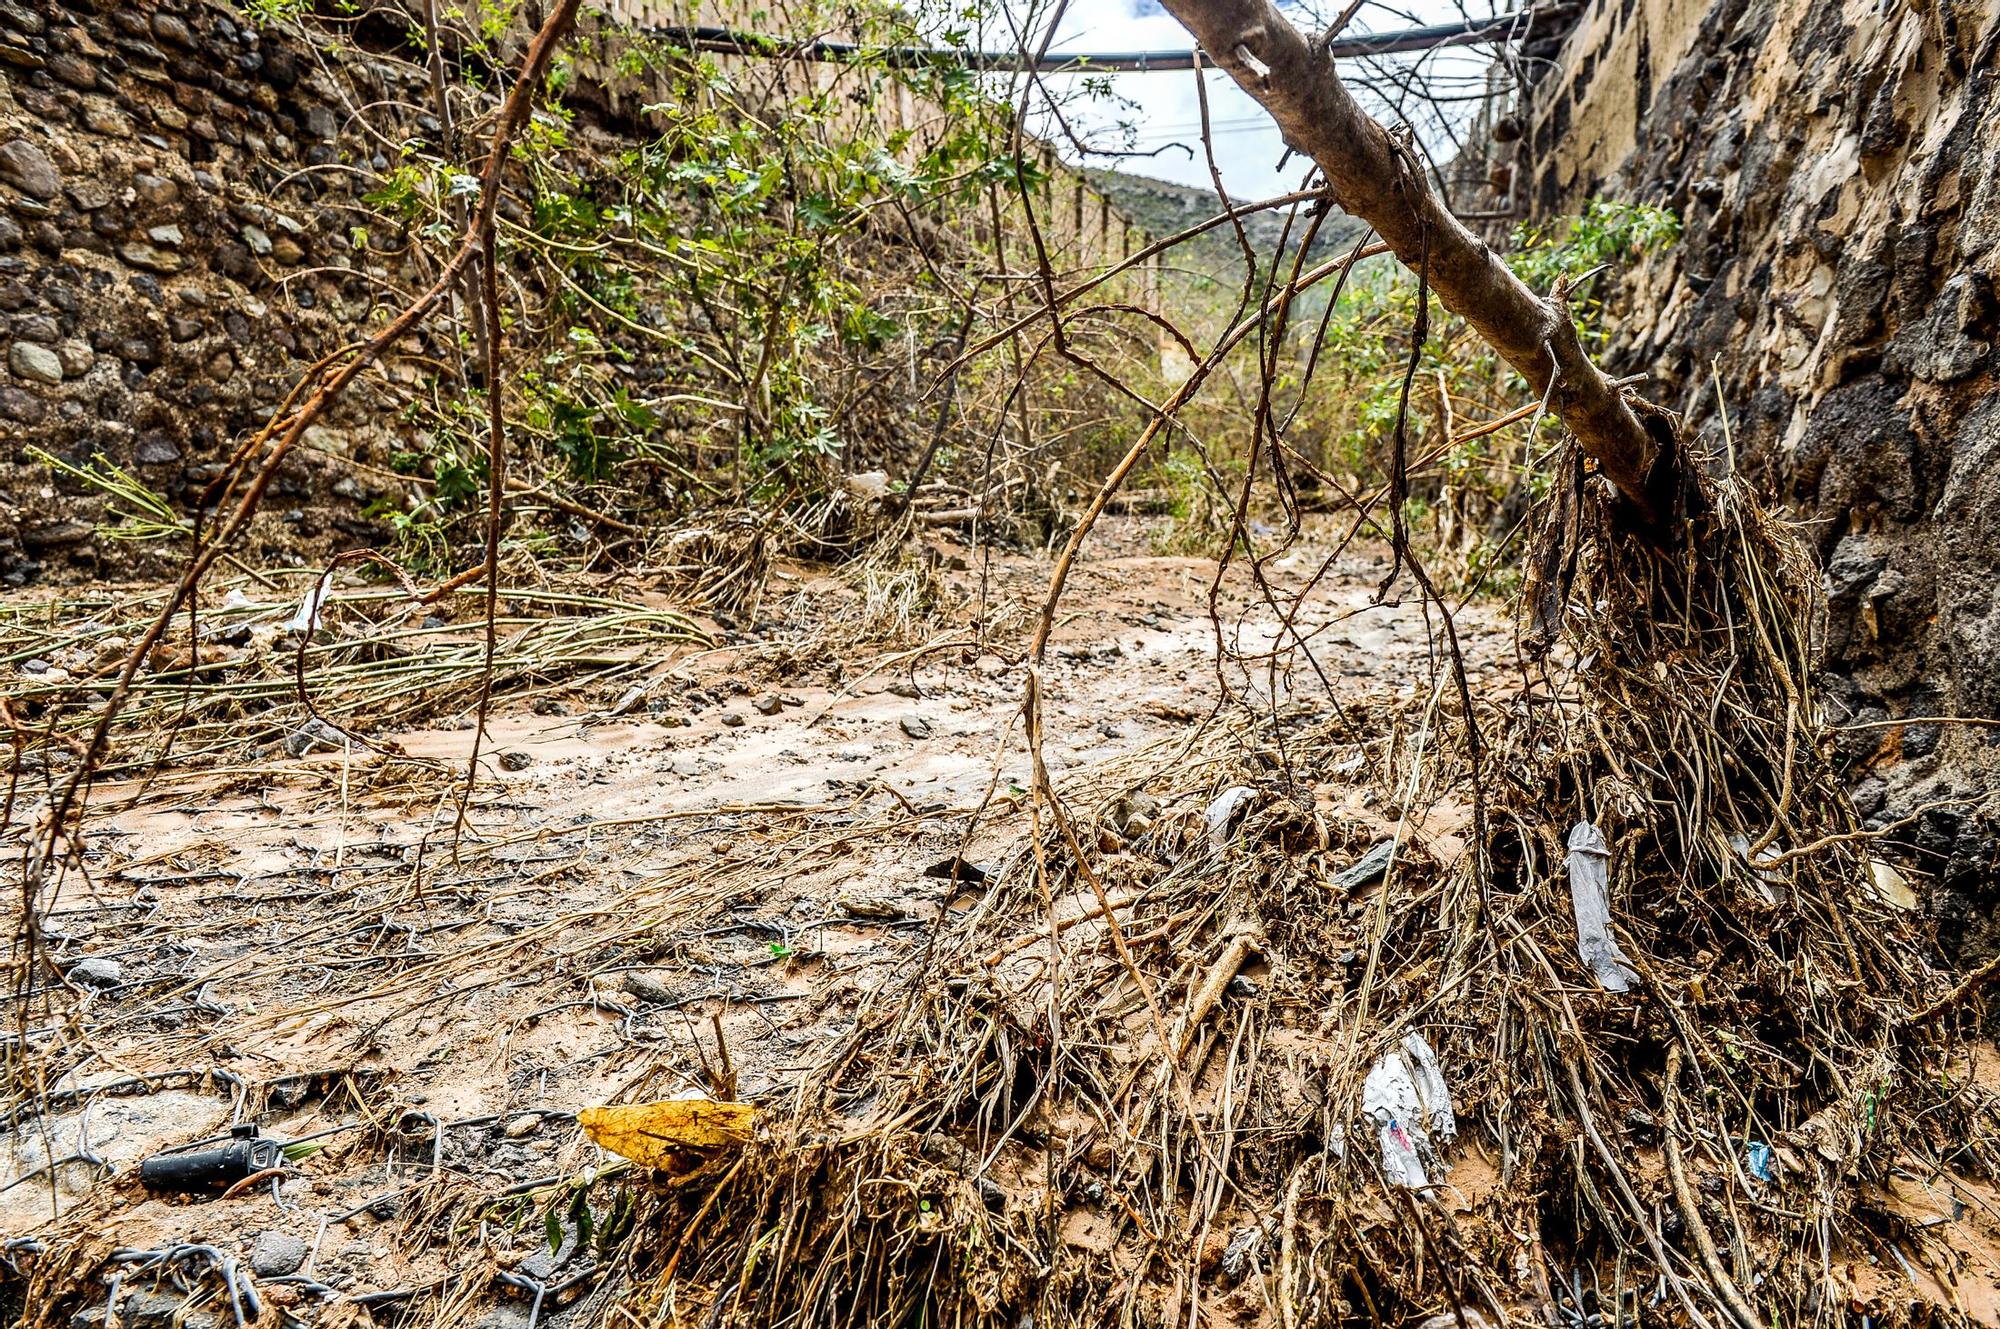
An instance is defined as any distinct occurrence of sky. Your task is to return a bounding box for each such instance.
[982,1,1512,200]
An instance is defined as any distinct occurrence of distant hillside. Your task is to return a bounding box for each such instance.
[1084,167,1367,273]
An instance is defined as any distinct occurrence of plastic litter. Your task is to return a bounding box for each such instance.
[1566,821,1640,992]
[1728,832,1787,905]
[1866,858,1918,911]
[139,1124,284,1194]
[1744,1140,1774,1182]
[284,572,335,636]
[1205,786,1257,855]
[1361,1032,1456,1188]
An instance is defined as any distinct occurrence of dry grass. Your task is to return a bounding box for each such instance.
[5,477,1996,1329]
[560,468,2000,1329]
[0,576,707,775]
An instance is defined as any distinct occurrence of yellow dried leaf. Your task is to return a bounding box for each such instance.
[578,1099,756,1167]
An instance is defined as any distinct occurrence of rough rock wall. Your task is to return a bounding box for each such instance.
[0,0,475,583]
[1508,0,2000,957]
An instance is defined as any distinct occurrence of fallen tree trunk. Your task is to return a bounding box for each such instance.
[1156,0,1680,525]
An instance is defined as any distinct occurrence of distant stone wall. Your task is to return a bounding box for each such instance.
[0,0,1155,586]
[0,0,453,582]
[1498,0,2000,958]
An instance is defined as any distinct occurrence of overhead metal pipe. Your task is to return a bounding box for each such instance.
[634,10,1548,73]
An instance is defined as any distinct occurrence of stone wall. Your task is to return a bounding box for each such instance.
[1501,0,2000,957]
[0,0,455,583]
[0,0,1155,586]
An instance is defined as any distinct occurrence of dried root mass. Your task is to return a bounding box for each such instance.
[586,465,1998,1329]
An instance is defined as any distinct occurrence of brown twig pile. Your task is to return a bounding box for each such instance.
[579,463,1997,1329]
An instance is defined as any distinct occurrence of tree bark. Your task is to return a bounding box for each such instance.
[1156,0,1678,524]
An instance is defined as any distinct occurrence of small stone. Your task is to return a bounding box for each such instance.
[283,719,345,756]
[721,712,746,727]
[112,1289,216,1329]
[836,890,903,919]
[503,1113,542,1138]
[270,236,304,265]
[754,693,784,715]
[47,53,99,91]
[66,957,123,989]
[9,340,62,384]
[56,341,92,377]
[22,520,90,548]
[83,104,132,137]
[151,13,194,47]
[65,180,113,211]
[248,1230,308,1278]
[0,3,45,36]
[0,385,44,422]
[900,715,932,740]
[498,751,532,772]
[0,139,59,200]
[620,970,675,1004]
[135,432,180,465]
[131,173,178,207]
[240,224,272,256]
[471,1307,532,1329]
[147,223,184,247]
[118,242,183,274]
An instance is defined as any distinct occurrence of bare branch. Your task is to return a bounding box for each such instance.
[1154,0,1678,523]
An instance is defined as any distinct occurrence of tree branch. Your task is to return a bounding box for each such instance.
[1155,0,1677,524]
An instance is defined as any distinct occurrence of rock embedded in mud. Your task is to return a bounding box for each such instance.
[66,956,124,989]
[754,693,784,715]
[135,433,181,465]
[899,714,932,739]
[621,970,675,1005]
[499,751,532,771]
[74,1289,218,1329]
[249,1229,308,1277]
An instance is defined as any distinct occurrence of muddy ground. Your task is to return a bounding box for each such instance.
[3,517,1513,1324]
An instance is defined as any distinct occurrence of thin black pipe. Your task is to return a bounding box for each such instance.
[635,12,1540,73]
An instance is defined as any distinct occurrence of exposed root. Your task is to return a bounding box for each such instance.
[573,464,1999,1328]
